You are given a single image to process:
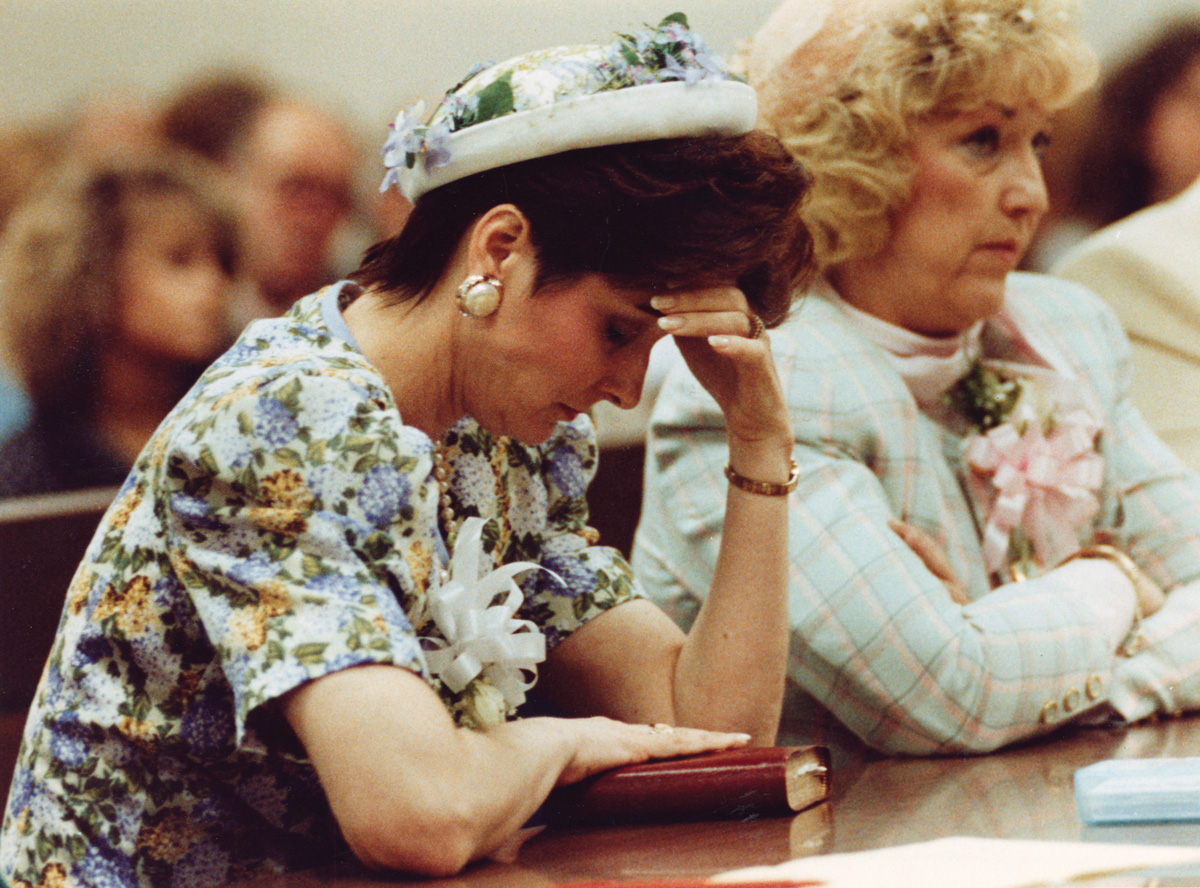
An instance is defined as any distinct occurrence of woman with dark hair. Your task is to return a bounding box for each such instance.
[1,17,809,887]
[0,150,240,498]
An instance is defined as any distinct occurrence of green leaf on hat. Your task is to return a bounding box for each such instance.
[471,72,515,125]
[660,12,689,27]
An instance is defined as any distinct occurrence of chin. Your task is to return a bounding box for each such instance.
[955,280,1009,330]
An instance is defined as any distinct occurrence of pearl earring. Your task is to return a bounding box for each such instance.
[455,275,503,318]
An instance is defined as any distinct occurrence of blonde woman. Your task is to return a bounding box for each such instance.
[637,0,1200,757]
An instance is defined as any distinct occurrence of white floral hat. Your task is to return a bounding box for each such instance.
[381,13,757,202]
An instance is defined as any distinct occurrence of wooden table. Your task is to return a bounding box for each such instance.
[236,714,1200,887]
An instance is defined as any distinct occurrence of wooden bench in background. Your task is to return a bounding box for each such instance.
[0,486,117,794]
[0,486,117,713]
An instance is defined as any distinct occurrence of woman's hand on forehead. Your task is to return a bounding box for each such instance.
[649,284,756,339]
[650,283,791,448]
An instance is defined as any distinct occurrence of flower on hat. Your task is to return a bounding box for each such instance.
[380,12,738,193]
[379,102,455,193]
[602,12,730,88]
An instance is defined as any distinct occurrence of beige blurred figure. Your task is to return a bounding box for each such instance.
[1053,20,1200,471]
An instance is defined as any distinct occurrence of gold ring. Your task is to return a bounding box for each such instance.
[747,313,766,340]
[651,723,674,733]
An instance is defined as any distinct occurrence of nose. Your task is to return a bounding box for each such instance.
[1001,150,1049,220]
[600,351,649,411]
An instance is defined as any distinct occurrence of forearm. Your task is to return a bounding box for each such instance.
[781,466,1145,753]
[673,435,792,743]
[287,665,753,876]
[285,667,575,876]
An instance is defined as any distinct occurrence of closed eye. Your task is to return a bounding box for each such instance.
[605,322,636,347]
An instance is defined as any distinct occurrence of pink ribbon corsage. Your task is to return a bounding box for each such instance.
[966,403,1104,576]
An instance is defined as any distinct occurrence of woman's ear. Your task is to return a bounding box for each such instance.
[467,204,535,281]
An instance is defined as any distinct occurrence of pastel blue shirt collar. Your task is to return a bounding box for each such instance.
[321,281,362,352]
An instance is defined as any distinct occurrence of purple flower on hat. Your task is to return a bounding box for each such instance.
[382,102,424,165]
[444,91,480,122]
[380,100,456,190]
[662,54,705,85]
[380,101,428,192]
[661,21,691,43]
[422,120,453,171]
[602,13,735,91]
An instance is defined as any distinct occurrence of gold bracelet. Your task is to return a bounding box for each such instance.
[1058,544,1151,656]
[724,458,799,496]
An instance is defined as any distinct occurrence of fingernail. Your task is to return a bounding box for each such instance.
[658,315,682,331]
[708,334,732,347]
[650,295,676,310]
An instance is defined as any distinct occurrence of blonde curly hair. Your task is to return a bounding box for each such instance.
[743,0,1098,272]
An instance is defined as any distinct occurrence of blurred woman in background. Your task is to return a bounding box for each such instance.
[1027,18,1200,269]
[0,151,241,497]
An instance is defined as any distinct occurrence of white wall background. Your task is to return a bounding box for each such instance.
[0,1,782,140]
[2,1,1198,144]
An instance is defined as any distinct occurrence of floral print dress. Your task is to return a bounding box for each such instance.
[0,285,642,888]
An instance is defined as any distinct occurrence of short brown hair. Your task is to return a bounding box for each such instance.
[353,131,812,326]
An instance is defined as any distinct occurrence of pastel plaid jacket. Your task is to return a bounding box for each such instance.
[633,273,1200,755]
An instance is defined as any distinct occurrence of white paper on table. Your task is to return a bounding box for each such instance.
[712,837,1200,888]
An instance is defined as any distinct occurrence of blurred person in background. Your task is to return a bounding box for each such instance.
[0,90,167,449]
[0,150,241,498]
[1051,19,1200,472]
[0,123,65,444]
[160,71,366,329]
[1028,19,1200,269]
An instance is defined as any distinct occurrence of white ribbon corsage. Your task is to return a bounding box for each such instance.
[422,517,553,730]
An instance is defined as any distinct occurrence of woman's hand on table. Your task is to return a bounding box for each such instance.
[536,715,750,786]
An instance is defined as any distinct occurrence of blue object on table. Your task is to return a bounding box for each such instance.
[1076,758,1200,824]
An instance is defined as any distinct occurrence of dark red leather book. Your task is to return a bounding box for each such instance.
[544,745,831,828]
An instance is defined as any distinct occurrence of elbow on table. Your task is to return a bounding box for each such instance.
[340,801,484,877]
[861,701,1032,757]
